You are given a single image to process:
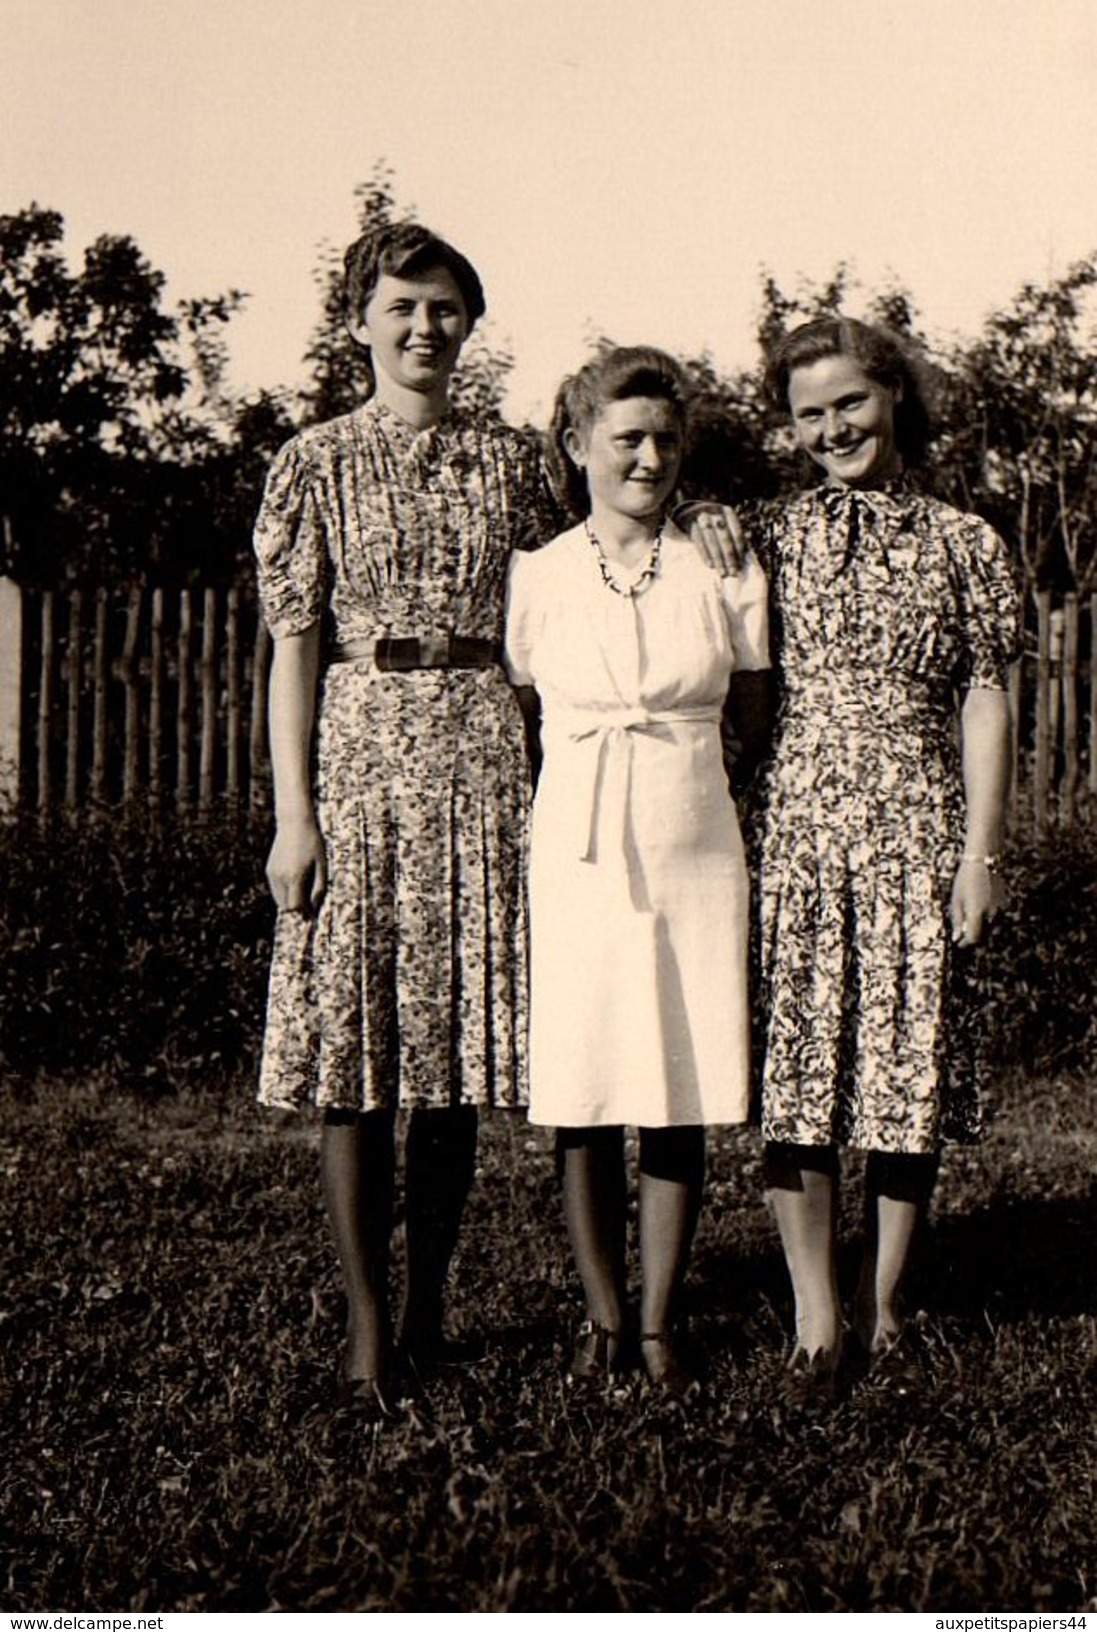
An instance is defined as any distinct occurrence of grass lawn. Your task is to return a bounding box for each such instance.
[1,1067,1094,1612]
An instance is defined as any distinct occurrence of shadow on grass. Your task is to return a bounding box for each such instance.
[691,1182,1097,1348]
[687,1235,795,1355]
[923,1187,1097,1321]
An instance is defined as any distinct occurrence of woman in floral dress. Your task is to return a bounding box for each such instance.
[699,318,1020,1401]
[254,222,553,1418]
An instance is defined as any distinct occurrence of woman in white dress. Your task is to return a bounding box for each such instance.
[505,348,769,1392]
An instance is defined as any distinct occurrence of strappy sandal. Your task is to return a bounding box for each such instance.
[566,1318,621,1383]
[640,1331,701,1399]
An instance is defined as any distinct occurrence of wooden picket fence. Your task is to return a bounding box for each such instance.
[0,578,271,817]
[1019,590,1097,830]
[1,578,1095,831]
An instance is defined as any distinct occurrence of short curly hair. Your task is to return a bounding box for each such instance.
[765,316,933,466]
[547,346,691,519]
[342,221,486,332]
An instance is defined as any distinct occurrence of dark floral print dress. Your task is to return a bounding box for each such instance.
[253,399,554,1112]
[750,482,1022,1153]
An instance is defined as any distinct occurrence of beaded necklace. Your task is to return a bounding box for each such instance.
[584,519,664,598]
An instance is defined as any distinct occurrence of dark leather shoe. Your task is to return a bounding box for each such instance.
[866,1328,925,1395]
[780,1343,843,1412]
[336,1374,400,1425]
[640,1331,702,1400]
[567,1319,622,1383]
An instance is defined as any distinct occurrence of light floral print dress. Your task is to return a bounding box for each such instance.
[253,399,553,1112]
[750,481,1021,1152]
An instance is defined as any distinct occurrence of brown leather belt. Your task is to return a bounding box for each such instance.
[329,635,502,672]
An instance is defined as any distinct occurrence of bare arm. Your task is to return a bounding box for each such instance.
[950,686,1011,947]
[265,625,327,914]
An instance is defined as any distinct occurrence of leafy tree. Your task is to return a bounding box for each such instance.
[676,353,777,504]
[754,263,852,359]
[0,203,246,584]
[939,257,1097,595]
[300,167,404,424]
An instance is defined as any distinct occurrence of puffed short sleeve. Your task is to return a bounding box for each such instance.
[503,549,544,685]
[719,550,771,672]
[955,518,1023,691]
[253,436,330,637]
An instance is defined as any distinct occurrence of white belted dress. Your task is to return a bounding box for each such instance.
[504,523,769,1128]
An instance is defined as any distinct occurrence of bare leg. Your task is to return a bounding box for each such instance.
[763,1141,842,1358]
[637,1125,705,1337]
[399,1105,479,1355]
[557,1126,628,1338]
[855,1151,939,1349]
[321,1107,396,1383]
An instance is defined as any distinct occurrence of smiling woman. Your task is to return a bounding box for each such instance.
[786,354,903,489]
[506,346,771,1395]
[745,316,1022,1408]
[253,220,556,1422]
[346,270,474,404]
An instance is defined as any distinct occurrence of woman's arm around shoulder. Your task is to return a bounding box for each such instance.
[715,534,775,794]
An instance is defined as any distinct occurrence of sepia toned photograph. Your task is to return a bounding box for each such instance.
[1,0,1095,1616]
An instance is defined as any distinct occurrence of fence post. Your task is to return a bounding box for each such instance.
[64,589,83,810]
[176,588,193,812]
[1033,590,1051,835]
[91,588,109,805]
[1090,591,1097,801]
[249,621,271,813]
[120,586,142,805]
[1061,593,1079,825]
[38,590,55,815]
[226,586,241,808]
[1047,606,1064,822]
[148,586,164,811]
[1007,657,1022,820]
[199,586,217,810]
[0,576,23,809]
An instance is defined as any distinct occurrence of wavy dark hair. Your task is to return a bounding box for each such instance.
[342,221,486,332]
[547,346,691,518]
[764,316,933,466]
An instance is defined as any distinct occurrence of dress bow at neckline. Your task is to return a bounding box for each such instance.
[815,480,918,580]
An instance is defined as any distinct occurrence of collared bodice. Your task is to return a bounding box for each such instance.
[254,399,556,645]
[749,482,1021,806]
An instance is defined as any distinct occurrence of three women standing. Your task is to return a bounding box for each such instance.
[255,232,1019,1410]
[254,223,554,1416]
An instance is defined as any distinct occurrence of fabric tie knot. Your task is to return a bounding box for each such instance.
[558,704,720,866]
[817,480,916,580]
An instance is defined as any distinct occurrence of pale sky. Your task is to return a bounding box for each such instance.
[4,0,1096,425]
